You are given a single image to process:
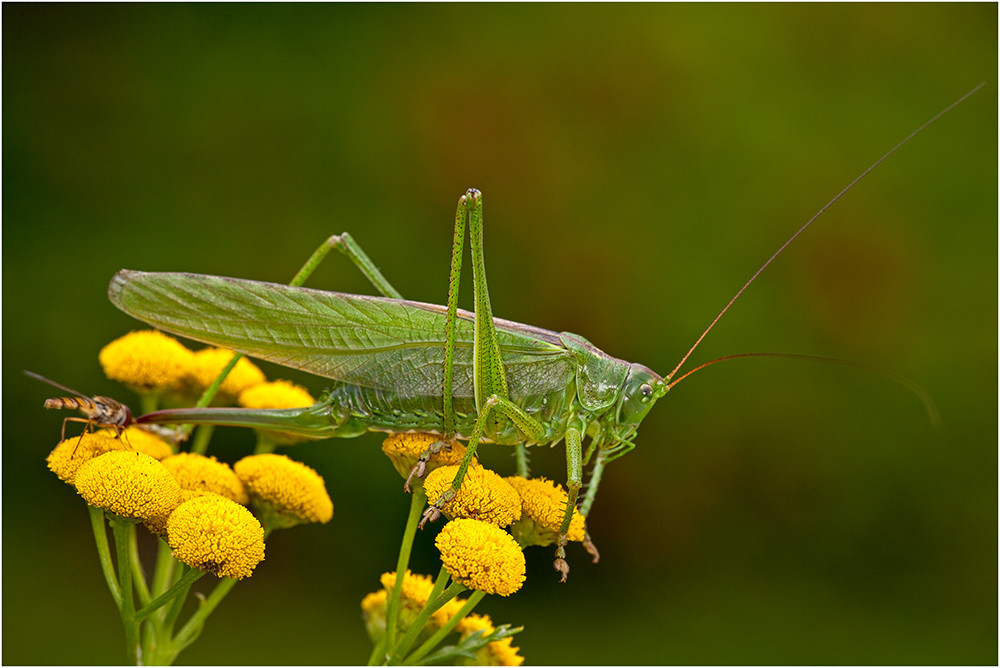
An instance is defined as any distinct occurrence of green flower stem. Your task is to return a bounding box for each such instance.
[160,569,191,633]
[170,576,239,655]
[177,352,241,443]
[149,539,177,607]
[374,487,427,665]
[389,573,468,665]
[108,515,141,664]
[404,589,486,665]
[144,537,178,656]
[88,505,122,607]
[135,568,204,621]
[426,564,452,611]
[144,566,199,665]
[189,424,215,456]
[128,526,152,607]
[253,432,277,454]
[139,392,160,417]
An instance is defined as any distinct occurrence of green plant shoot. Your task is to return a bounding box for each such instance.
[109,85,980,581]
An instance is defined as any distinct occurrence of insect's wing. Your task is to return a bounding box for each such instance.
[108,270,575,400]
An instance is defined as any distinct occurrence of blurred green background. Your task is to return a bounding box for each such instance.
[3,4,996,665]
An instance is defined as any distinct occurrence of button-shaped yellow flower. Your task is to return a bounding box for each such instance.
[74,451,181,520]
[99,330,195,391]
[505,476,586,546]
[144,489,215,537]
[47,427,172,484]
[237,379,317,444]
[189,348,266,396]
[457,613,525,666]
[161,453,249,505]
[118,426,175,459]
[435,519,526,597]
[380,433,470,482]
[238,379,315,409]
[377,570,467,628]
[234,454,333,527]
[424,465,521,527]
[166,495,265,580]
[361,588,389,642]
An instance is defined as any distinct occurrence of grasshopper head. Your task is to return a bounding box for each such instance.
[617,363,668,427]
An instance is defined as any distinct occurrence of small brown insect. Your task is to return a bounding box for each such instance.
[25,371,133,449]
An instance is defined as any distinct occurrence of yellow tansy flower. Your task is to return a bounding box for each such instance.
[381,433,470,482]
[238,380,315,409]
[99,330,194,391]
[144,489,215,537]
[116,426,174,459]
[378,570,467,628]
[505,476,586,546]
[361,588,389,642]
[234,453,333,526]
[74,451,181,520]
[47,427,171,484]
[166,495,265,580]
[435,519,526,597]
[161,453,249,504]
[479,634,525,666]
[424,465,521,527]
[237,379,317,444]
[189,348,266,396]
[457,613,525,667]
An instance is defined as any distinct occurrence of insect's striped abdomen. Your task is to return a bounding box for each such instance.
[44,396,98,413]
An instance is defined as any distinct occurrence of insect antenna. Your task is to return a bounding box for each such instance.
[667,351,940,426]
[24,370,89,399]
[665,83,984,385]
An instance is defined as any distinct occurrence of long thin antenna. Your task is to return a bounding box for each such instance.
[666,83,984,382]
[666,352,940,426]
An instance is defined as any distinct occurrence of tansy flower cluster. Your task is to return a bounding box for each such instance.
[41,329,337,664]
[51,430,332,580]
[380,436,588,593]
[363,433,599,664]
[362,571,525,666]
[40,327,597,665]
[99,329,316,408]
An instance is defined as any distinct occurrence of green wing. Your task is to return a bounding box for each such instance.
[108,270,575,401]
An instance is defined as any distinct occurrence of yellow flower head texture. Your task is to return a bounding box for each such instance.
[237,379,317,444]
[47,427,172,484]
[378,570,467,628]
[160,453,249,505]
[234,454,333,526]
[99,329,194,391]
[505,476,586,546]
[188,348,266,396]
[74,451,181,520]
[435,519,526,597]
[238,379,315,409]
[423,464,521,527]
[166,495,265,580]
[456,613,525,666]
[380,433,469,482]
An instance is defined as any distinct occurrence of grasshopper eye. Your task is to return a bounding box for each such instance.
[640,383,653,399]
